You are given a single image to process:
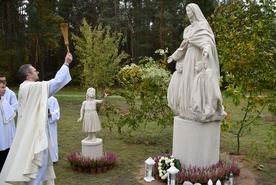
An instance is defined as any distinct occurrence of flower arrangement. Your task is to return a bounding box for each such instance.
[153,152,241,184]
[156,155,181,180]
[67,151,117,174]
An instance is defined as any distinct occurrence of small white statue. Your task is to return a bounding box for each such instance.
[77,88,107,141]
[189,60,226,122]
[167,61,183,115]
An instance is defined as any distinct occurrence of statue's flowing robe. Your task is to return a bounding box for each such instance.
[189,68,226,122]
[168,20,222,120]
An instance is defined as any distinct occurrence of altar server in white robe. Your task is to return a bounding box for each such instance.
[0,53,73,185]
[0,73,18,116]
[48,96,60,163]
[0,74,17,173]
[0,80,16,173]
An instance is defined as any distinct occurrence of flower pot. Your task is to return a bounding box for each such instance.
[103,166,108,172]
[90,168,96,174]
[97,167,103,173]
[84,168,90,173]
[107,164,114,170]
[70,165,77,171]
[77,167,83,172]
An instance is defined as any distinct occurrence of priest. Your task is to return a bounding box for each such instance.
[0,53,73,185]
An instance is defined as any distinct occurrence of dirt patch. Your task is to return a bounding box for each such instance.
[136,155,256,185]
[264,115,276,121]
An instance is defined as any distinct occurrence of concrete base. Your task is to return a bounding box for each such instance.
[81,138,103,159]
[172,116,220,168]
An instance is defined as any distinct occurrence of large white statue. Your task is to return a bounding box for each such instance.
[168,3,226,169]
[77,88,106,141]
[167,3,226,122]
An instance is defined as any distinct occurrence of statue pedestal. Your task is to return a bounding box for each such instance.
[172,116,220,168]
[81,138,103,159]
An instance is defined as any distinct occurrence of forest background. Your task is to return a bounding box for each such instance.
[0,0,242,85]
[0,0,275,88]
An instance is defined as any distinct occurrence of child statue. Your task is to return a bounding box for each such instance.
[77,88,107,141]
[189,60,226,122]
[167,61,183,115]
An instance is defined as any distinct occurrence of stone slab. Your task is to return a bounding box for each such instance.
[172,116,220,168]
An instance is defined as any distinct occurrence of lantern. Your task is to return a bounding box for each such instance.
[167,166,179,185]
[143,157,155,182]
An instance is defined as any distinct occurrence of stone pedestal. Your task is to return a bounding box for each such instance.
[172,116,220,168]
[81,138,103,159]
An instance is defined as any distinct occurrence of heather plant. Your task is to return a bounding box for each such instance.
[105,151,117,165]
[67,151,80,167]
[96,157,104,168]
[152,152,240,184]
[81,156,91,170]
[67,151,117,173]
[90,158,97,169]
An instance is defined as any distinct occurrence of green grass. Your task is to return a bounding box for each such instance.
[52,88,275,185]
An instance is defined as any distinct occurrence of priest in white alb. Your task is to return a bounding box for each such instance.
[0,53,73,185]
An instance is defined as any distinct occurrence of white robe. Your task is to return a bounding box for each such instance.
[0,87,18,150]
[48,96,60,163]
[0,98,16,151]
[0,64,71,185]
[2,87,17,113]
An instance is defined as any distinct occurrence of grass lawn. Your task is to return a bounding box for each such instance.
[51,88,275,185]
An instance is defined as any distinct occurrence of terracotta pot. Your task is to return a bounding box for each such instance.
[97,167,103,173]
[107,164,114,170]
[77,167,83,172]
[90,168,96,174]
[70,165,77,171]
[84,168,90,173]
[103,166,108,172]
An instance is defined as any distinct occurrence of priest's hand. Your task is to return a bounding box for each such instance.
[64,53,73,66]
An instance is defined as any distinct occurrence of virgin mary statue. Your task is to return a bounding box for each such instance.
[167,3,225,122]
